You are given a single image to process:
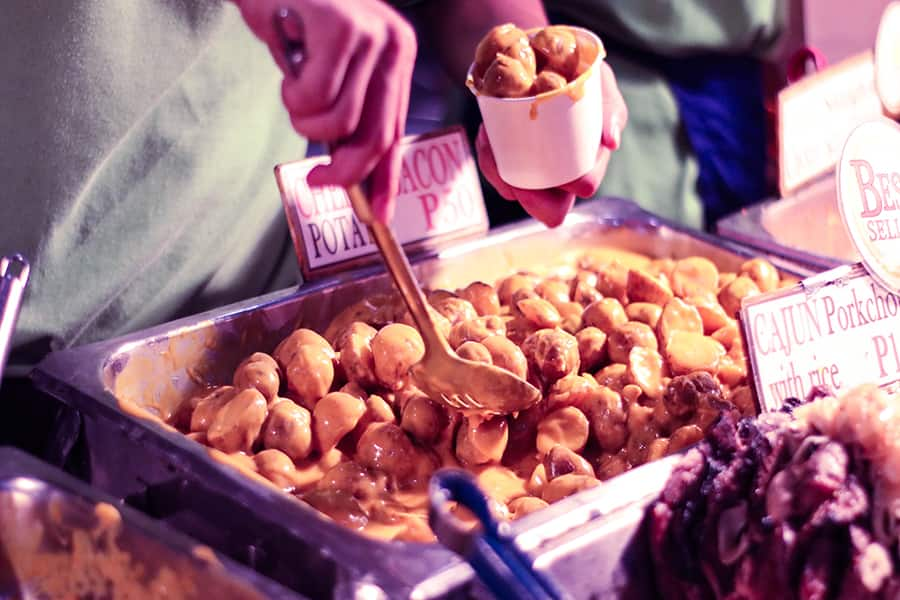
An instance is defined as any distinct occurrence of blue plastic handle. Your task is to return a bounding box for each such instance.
[429,469,565,600]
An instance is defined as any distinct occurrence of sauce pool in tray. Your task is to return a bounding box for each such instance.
[166,247,796,542]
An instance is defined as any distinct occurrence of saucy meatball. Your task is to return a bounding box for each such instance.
[530,26,578,79]
[448,316,506,349]
[262,399,313,461]
[516,297,562,329]
[190,386,238,433]
[582,298,628,334]
[607,321,658,364]
[336,322,379,389]
[254,449,299,490]
[430,296,478,325]
[455,341,493,365]
[274,328,334,369]
[587,387,627,453]
[481,54,535,98]
[371,324,425,391]
[233,353,280,401]
[456,415,509,466]
[356,422,418,482]
[663,372,724,419]
[314,392,367,452]
[473,23,536,80]
[533,70,568,94]
[576,327,608,372]
[207,388,268,454]
[522,329,580,386]
[544,445,595,479]
[401,394,448,444]
[481,335,528,379]
[459,281,501,316]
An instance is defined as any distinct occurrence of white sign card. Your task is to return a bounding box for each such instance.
[778,51,885,196]
[275,126,489,279]
[741,264,900,412]
[836,118,900,294]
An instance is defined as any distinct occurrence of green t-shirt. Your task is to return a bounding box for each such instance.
[1,2,304,365]
[545,0,785,227]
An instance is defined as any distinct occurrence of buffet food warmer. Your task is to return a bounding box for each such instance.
[0,447,303,599]
[32,198,808,598]
[717,176,859,271]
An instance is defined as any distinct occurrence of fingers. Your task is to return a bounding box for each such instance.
[477,125,590,226]
[515,189,576,228]
[238,0,316,80]
[307,66,396,188]
[280,24,363,129]
[285,33,380,141]
[240,0,416,215]
[599,62,627,150]
[308,20,411,189]
[559,147,611,197]
[518,150,609,225]
[368,8,415,224]
[476,126,574,227]
[475,126,517,201]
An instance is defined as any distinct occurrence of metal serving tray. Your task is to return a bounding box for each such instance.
[717,175,859,271]
[0,447,302,599]
[32,198,804,599]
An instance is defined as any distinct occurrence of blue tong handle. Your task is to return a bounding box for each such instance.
[428,469,566,600]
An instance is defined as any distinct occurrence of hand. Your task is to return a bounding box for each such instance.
[235,0,417,223]
[476,61,628,227]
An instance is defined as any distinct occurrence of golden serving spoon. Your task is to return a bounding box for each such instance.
[346,185,542,414]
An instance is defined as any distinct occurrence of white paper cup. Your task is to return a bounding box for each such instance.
[469,27,605,190]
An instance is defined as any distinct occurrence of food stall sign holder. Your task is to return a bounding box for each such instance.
[275,126,489,281]
[875,0,900,118]
[743,118,900,412]
[717,3,899,272]
[777,50,885,198]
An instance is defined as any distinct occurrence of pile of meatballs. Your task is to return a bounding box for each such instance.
[175,250,790,542]
[471,23,598,98]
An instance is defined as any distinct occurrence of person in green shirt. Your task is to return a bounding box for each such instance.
[1,0,624,370]
[544,1,786,228]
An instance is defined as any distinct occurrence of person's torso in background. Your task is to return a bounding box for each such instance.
[1,1,303,365]
[544,0,785,229]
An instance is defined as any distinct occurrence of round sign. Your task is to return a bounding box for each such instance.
[837,118,900,293]
[876,1,900,116]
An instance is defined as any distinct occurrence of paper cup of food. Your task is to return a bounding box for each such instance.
[467,24,605,190]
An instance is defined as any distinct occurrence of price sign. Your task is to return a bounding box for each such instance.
[778,52,885,196]
[836,118,900,294]
[275,127,489,279]
[742,264,900,412]
[744,116,900,412]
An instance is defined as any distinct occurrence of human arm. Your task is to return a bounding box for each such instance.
[233,0,417,223]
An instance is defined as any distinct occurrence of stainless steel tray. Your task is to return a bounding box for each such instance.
[32,198,805,599]
[0,447,303,599]
[0,254,29,384]
[716,176,858,271]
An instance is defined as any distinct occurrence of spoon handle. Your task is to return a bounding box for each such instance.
[345,184,449,353]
